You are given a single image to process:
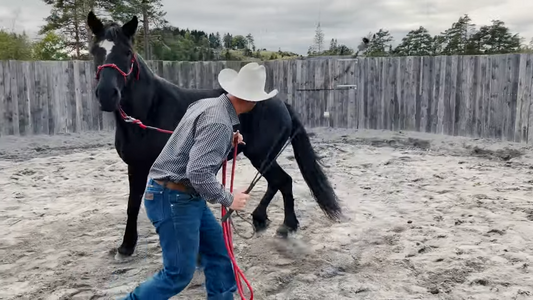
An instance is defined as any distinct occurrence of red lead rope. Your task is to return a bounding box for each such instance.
[221,141,253,300]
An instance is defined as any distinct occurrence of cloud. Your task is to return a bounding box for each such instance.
[1,0,531,54]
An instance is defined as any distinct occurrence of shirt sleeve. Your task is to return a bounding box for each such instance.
[186,117,234,207]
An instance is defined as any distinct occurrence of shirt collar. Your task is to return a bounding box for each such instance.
[220,94,240,126]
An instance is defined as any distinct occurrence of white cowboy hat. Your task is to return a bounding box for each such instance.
[217,62,278,102]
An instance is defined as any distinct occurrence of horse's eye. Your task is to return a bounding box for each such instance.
[126,49,132,56]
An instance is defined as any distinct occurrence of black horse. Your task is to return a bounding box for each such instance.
[86,11,342,259]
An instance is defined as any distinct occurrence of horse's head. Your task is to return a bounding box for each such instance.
[87,11,138,112]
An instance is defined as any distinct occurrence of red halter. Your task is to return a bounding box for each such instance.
[95,55,140,82]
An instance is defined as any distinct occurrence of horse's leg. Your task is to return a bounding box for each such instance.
[117,164,149,259]
[250,160,298,237]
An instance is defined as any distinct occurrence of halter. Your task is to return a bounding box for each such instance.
[95,54,140,82]
[93,54,175,133]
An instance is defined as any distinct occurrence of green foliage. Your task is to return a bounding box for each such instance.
[0,30,33,60]
[361,14,525,57]
[32,31,70,60]
[364,29,393,57]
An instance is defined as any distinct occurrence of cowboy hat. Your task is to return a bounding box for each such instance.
[217,62,278,102]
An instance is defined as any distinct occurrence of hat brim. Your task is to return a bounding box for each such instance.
[217,68,278,102]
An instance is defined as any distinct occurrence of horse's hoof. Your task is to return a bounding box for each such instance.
[252,218,271,232]
[113,245,134,262]
[114,251,134,263]
[275,225,291,238]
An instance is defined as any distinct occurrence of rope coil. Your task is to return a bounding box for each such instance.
[221,140,254,299]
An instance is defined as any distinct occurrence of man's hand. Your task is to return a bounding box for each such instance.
[232,130,245,147]
[229,190,249,211]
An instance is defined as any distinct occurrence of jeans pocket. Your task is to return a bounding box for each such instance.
[143,180,166,223]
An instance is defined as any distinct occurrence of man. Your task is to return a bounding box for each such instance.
[123,62,278,300]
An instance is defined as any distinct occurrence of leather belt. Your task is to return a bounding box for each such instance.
[155,179,196,194]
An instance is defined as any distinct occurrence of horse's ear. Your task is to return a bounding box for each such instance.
[122,16,138,38]
[87,11,104,35]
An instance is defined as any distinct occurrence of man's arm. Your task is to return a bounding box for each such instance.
[185,117,234,207]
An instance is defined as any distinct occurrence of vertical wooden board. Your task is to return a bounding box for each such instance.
[386,57,397,131]
[37,62,51,135]
[466,56,477,137]
[374,57,383,129]
[442,56,454,135]
[7,61,19,135]
[393,58,402,131]
[340,60,351,128]
[420,56,432,132]
[77,62,89,131]
[194,62,203,89]
[313,59,324,127]
[17,61,29,135]
[347,60,358,128]
[281,60,290,104]
[479,56,489,138]
[364,58,372,129]
[500,55,511,140]
[472,56,481,137]
[59,61,71,133]
[438,56,447,134]
[528,56,533,143]
[304,60,313,127]
[379,58,389,130]
[371,57,379,129]
[73,61,83,132]
[489,55,504,139]
[508,54,520,141]
[286,60,294,106]
[407,56,418,131]
[400,57,409,130]
[455,56,469,137]
[518,54,532,142]
[482,56,492,138]
[413,56,422,131]
[294,59,303,124]
[0,61,5,136]
[22,61,36,135]
[86,61,99,131]
[66,61,77,133]
[365,58,373,129]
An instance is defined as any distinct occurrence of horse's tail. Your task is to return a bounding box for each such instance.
[285,103,342,220]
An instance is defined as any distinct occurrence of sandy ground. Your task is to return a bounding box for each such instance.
[1,128,533,300]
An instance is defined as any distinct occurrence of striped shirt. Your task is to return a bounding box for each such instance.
[148,94,240,207]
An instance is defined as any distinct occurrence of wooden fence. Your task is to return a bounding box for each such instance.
[0,54,532,143]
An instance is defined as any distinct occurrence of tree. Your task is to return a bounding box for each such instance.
[474,20,521,54]
[32,31,69,60]
[108,0,167,59]
[245,33,255,51]
[41,0,116,59]
[364,29,393,57]
[439,14,476,55]
[393,26,434,56]
[231,35,247,50]
[223,33,233,48]
[0,30,33,60]
[313,22,324,54]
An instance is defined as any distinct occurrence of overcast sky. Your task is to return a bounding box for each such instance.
[1,0,532,55]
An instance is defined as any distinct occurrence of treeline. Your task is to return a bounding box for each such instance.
[309,14,533,58]
[361,15,533,57]
[0,0,298,62]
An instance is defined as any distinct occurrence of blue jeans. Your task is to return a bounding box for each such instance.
[122,178,237,300]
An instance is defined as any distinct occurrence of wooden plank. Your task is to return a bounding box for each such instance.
[508,54,520,141]
[0,61,5,136]
[346,59,358,128]
[517,54,532,142]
